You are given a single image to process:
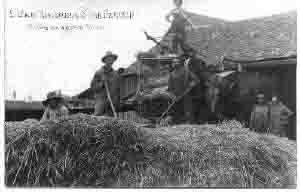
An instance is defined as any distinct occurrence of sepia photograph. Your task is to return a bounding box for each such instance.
[2,0,298,188]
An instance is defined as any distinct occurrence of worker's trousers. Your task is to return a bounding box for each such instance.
[94,98,112,117]
[171,95,195,124]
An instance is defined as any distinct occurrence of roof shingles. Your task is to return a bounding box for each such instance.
[185,11,297,64]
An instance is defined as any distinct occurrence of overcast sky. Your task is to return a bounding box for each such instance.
[5,0,297,100]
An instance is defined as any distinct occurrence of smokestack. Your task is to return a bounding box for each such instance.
[12,90,16,100]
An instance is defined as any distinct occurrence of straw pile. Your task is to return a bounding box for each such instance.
[5,114,142,187]
[5,115,296,188]
[5,119,41,143]
[118,111,152,124]
[139,121,296,188]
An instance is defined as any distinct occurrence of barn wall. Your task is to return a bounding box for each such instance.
[239,69,281,98]
[279,65,296,139]
[279,65,296,111]
[120,76,133,98]
[119,75,141,100]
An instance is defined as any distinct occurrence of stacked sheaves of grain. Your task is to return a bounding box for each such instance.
[5,115,296,188]
[5,114,142,187]
[140,120,296,188]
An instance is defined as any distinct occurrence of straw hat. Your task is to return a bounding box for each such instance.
[256,93,265,99]
[171,58,182,68]
[42,90,64,106]
[102,51,118,63]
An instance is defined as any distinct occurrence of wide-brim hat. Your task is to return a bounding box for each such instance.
[256,93,265,99]
[102,51,118,63]
[172,57,182,64]
[42,90,65,106]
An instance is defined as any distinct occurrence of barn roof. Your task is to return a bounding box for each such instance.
[185,10,297,65]
[225,11,297,61]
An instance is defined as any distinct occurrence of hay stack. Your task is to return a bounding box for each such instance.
[5,114,142,187]
[139,121,296,188]
[5,116,296,188]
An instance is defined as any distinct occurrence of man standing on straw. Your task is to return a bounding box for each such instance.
[167,57,198,124]
[90,51,120,117]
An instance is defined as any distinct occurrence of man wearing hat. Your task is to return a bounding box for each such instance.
[90,51,120,116]
[249,93,269,133]
[41,90,69,122]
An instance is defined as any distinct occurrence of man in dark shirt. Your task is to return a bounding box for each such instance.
[90,51,120,116]
[167,57,200,124]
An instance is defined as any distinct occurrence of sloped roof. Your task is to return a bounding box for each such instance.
[225,11,297,61]
[186,22,229,65]
[185,11,228,26]
[185,10,297,65]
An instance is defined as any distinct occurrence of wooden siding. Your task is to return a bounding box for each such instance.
[119,74,141,99]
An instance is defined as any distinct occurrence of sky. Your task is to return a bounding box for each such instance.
[4,0,297,100]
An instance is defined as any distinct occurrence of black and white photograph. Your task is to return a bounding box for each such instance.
[1,0,298,189]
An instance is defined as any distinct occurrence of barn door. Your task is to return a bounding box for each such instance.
[237,69,280,123]
[258,70,280,100]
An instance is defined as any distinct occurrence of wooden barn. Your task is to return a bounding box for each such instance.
[125,10,297,136]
